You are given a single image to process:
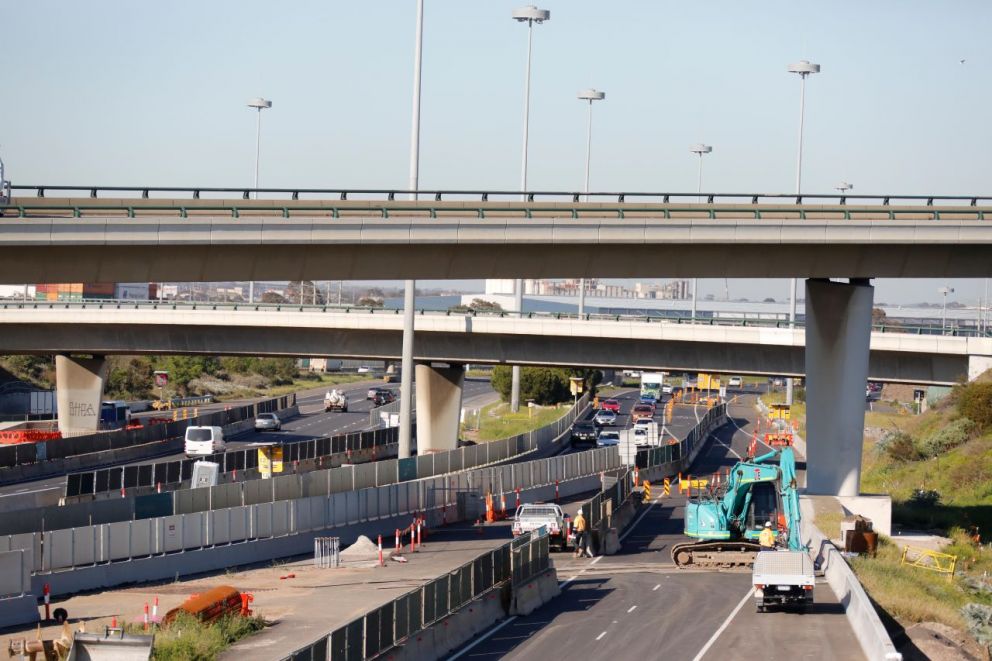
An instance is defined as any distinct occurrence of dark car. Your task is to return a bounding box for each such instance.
[372,390,396,406]
[571,421,598,447]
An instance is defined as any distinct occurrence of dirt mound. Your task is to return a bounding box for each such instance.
[901,621,984,661]
[338,535,381,567]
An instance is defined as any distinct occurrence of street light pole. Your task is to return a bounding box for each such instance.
[247,97,272,305]
[510,5,550,413]
[577,88,604,318]
[399,0,425,460]
[786,60,820,406]
[689,144,712,321]
[939,286,955,333]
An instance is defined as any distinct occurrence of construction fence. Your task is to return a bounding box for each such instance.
[0,394,295,468]
[283,528,550,661]
[64,426,399,499]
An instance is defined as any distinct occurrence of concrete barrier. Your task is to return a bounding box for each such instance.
[510,568,560,616]
[799,498,902,661]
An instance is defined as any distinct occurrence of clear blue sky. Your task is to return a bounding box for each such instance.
[3,1,990,304]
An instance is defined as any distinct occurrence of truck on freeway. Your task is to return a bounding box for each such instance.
[324,389,349,412]
[640,371,667,403]
[752,550,815,612]
[512,503,569,551]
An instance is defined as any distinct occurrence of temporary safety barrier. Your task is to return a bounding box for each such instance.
[314,537,341,569]
[283,528,549,660]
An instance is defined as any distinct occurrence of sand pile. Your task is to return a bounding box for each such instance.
[338,535,381,567]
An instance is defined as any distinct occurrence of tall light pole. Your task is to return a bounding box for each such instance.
[247,97,272,305]
[939,286,955,333]
[786,59,819,406]
[510,5,550,412]
[577,88,604,317]
[689,144,712,320]
[399,0,425,460]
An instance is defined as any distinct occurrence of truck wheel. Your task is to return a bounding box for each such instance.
[756,605,765,613]
[53,607,68,623]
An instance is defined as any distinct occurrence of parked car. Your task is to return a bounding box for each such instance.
[728,376,744,387]
[570,421,598,447]
[661,384,673,395]
[184,426,226,457]
[372,390,396,406]
[597,431,621,447]
[254,412,281,431]
[600,399,621,413]
[593,410,617,426]
[357,366,373,373]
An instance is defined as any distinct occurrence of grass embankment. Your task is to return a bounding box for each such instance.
[222,373,369,400]
[462,400,574,442]
[124,612,266,661]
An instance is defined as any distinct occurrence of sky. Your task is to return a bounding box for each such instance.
[3,1,991,304]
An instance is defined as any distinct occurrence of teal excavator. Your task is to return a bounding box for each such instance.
[671,446,802,569]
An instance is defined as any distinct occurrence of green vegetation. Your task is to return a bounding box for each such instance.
[133,612,266,661]
[490,366,601,405]
[448,298,503,314]
[462,399,572,442]
[761,390,807,438]
[0,355,54,388]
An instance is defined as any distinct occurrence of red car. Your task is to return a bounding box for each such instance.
[631,404,655,422]
[600,399,621,413]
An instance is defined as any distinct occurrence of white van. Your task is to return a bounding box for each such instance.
[184,426,226,457]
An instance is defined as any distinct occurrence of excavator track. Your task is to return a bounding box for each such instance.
[671,540,762,570]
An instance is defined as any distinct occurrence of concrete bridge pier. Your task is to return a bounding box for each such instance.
[55,354,108,436]
[805,279,874,497]
[415,362,465,454]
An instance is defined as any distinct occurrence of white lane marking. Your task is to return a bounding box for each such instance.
[453,555,603,659]
[690,587,754,661]
[595,631,607,641]
[626,605,637,613]
[652,584,660,591]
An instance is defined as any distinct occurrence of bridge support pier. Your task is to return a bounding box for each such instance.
[805,279,873,497]
[415,362,465,454]
[55,355,108,436]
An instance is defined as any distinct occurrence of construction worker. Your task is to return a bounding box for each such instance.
[573,508,592,558]
[759,521,777,550]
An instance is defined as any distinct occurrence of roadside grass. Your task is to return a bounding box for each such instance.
[465,368,493,378]
[214,373,368,400]
[124,612,266,661]
[462,400,572,442]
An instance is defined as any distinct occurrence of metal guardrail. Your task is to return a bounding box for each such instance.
[283,528,549,661]
[9,184,992,206]
[0,299,986,338]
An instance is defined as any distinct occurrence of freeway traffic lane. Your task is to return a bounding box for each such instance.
[450,395,864,660]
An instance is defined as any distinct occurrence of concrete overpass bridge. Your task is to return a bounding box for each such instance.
[3,187,992,499]
[0,302,989,386]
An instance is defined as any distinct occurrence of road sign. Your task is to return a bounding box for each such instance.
[697,373,712,390]
[569,377,584,396]
[154,371,169,387]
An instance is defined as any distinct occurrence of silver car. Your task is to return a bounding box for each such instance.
[254,412,282,431]
[597,431,621,447]
[593,410,617,426]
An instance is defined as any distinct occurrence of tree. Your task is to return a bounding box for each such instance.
[491,366,572,405]
[151,356,220,395]
[260,291,288,304]
[763,297,776,303]
[872,307,899,328]
[357,297,384,308]
[448,298,504,314]
[286,281,326,305]
[105,356,154,399]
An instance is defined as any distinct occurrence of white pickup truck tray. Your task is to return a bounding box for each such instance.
[752,550,815,587]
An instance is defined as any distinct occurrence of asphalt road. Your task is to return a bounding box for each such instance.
[0,378,496,499]
[448,395,864,661]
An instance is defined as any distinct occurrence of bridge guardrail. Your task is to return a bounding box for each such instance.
[0,298,984,338]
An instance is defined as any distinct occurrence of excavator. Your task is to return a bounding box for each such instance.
[671,446,802,569]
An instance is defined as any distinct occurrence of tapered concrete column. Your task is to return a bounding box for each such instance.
[805,279,874,496]
[415,363,465,454]
[55,355,108,436]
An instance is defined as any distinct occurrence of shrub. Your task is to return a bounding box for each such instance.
[955,381,992,433]
[961,603,992,649]
[879,431,920,462]
[916,418,975,458]
[908,489,941,508]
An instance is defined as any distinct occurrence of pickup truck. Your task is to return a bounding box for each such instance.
[512,503,569,551]
[752,550,815,612]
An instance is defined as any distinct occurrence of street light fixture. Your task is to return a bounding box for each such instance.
[246,97,272,305]
[786,59,819,406]
[689,144,713,320]
[939,286,955,332]
[577,88,605,317]
[510,5,550,413]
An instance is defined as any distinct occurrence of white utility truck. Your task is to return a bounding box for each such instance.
[752,550,815,612]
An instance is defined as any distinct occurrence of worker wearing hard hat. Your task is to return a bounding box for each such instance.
[758,521,777,549]
[573,508,592,558]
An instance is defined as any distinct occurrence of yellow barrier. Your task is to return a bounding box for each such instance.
[900,545,958,579]
[679,477,709,491]
[642,480,652,499]
[663,478,671,496]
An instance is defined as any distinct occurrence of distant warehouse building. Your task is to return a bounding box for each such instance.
[34,282,158,301]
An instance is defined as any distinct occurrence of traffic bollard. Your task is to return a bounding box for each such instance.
[143,603,149,631]
[378,534,384,567]
[43,583,50,620]
[153,596,159,621]
[395,529,400,554]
